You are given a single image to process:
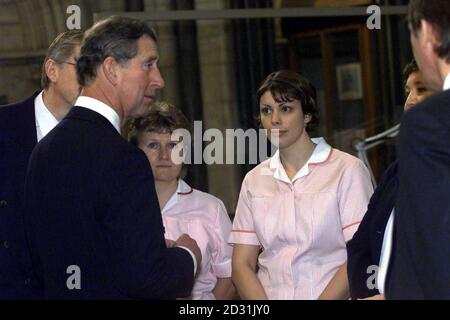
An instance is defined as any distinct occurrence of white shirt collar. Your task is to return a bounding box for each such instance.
[443,72,450,91]
[269,137,332,184]
[377,210,395,294]
[75,96,121,133]
[34,90,59,142]
[161,179,192,213]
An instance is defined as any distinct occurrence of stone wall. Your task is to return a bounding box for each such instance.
[0,0,126,103]
[194,0,241,214]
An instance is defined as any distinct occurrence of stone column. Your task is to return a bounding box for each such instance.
[144,0,180,106]
[194,0,241,214]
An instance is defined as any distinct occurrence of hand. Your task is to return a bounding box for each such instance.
[359,294,385,300]
[175,234,202,274]
[165,238,176,248]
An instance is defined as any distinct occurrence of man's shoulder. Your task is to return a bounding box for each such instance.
[52,108,119,140]
[36,108,135,160]
[33,116,147,178]
[376,161,399,191]
[422,89,449,106]
[0,94,37,128]
[407,90,450,118]
[401,90,450,136]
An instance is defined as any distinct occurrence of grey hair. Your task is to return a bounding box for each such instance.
[76,16,157,87]
[41,30,83,89]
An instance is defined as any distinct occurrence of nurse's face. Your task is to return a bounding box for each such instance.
[138,131,182,183]
[259,90,311,149]
[404,71,433,111]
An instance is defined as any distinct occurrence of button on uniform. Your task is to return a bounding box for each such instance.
[2,200,11,251]
[0,199,7,208]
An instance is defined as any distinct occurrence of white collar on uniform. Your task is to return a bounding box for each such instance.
[177,178,193,195]
[34,90,59,142]
[443,72,450,91]
[269,137,332,184]
[75,96,121,133]
[161,179,193,213]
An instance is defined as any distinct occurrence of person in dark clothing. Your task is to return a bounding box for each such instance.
[347,60,434,300]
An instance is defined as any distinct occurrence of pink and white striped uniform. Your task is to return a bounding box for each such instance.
[162,179,233,300]
[229,137,373,300]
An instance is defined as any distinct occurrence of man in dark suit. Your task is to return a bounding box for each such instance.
[0,30,82,299]
[386,0,450,299]
[23,16,201,299]
[347,61,434,300]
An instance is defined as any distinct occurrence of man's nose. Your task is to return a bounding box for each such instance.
[150,66,165,89]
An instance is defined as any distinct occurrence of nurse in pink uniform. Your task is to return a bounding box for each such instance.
[128,102,235,300]
[229,70,373,300]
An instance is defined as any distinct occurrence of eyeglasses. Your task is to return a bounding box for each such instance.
[55,60,76,66]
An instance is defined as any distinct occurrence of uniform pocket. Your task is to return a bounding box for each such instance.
[250,196,285,250]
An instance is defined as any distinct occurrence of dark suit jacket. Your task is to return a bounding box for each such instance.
[347,161,398,299]
[0,92,43,299]
[23,106,195,299]
[386,89,450,299]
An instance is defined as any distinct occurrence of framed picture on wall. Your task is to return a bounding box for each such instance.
[336,62,363,100]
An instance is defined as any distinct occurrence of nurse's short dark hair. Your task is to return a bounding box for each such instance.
[403,59,419,83]
[256,70,319,132]
[76,16,157,86]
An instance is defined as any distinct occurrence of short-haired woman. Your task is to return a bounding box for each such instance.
[346,60,435,300]
[128,102,235,300]
[229,70,373,300]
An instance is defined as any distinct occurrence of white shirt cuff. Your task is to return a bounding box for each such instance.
[176,245,197,276]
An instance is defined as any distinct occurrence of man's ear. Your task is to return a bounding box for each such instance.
[45,59,59,84]
[102,56,119,86]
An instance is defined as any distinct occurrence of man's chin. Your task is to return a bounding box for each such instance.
[144,95,155,104]
[134,104,152,117]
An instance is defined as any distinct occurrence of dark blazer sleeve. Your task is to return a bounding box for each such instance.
[100,145,195,299]
[347,162,398,299]
[386,92,450,299]
[0,94,42,299]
